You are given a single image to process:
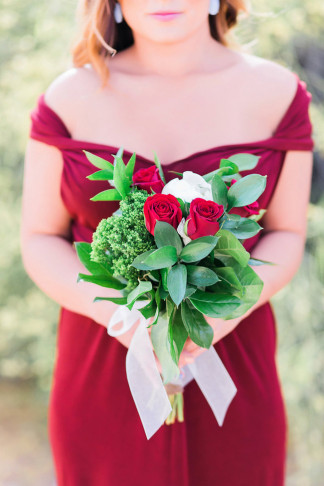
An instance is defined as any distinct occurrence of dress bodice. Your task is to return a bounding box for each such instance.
[29,73,314,253]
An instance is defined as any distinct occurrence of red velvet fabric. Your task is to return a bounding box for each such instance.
[29,73,313,486]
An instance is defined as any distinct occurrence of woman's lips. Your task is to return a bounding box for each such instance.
[149,12,183,21]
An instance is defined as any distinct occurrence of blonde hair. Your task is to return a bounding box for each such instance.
[71,0,249,87]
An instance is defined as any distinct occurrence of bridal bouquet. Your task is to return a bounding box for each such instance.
[75,148,268,437]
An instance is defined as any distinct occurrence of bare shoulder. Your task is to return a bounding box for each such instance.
[233,52,299,129]
[43,64,101,129]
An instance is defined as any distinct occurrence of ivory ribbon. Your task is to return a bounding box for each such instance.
[108,301,237,440]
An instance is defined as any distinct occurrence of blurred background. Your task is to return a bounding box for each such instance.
[0,0,323,484]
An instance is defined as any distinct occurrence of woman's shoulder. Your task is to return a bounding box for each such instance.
[233,52,303,132]
[42,64,100,131]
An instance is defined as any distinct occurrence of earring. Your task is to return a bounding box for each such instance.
[114,2,123,23]
[209,0,220,15]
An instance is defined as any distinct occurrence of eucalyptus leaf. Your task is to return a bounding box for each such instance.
[186,265,219,286]
[132,246,178,270]
[224,263,264,318]
[168,307,188,364]
[126,280,152,309]
[227,174,267,209]
[180,236,218,263]
[222,217,262,239]
[184,285,197,298]
[154,221,183,255]
[151,313,179,384]
[211,174,228,207]
[74,242,112,276]
[77,273,126,290]
[167,264,187,306]
[181,300,214,348]
[189,290,241,318]
[93,296,127,305]
[228,153,260,171]
[215,229,250,267]
[248,257,275,266]
[214,267,243,292]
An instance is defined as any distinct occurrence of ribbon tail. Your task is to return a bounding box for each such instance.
[126,319,172,440]
[187,346,237,426]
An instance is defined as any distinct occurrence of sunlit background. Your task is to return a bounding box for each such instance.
[0,0,323,484]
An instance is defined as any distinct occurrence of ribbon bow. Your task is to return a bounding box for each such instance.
[108,301,237,439]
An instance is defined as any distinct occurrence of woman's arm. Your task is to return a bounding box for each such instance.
[183,149,313,357]
[20,137,140,349]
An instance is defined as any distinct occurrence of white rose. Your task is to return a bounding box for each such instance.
[162,171,212,203]
[177,218,192,246]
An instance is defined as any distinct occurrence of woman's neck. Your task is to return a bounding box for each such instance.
[122,24,228,77]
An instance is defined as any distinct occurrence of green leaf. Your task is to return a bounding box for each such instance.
[222,217,262,239]
[215,229,250,267]
[227,174,267,209]
[167,264,187,306]
[83,150,114,172]
[93,296,128,304]
[248,257,275,266]
[214,267,243,292]
[203,160,238,183]
[224,263,264,318]
[90,189,122,201]
[211,174,228,207]
[160,267,169,291]
[186,265,219,287]
[151,312,179,383]
[153,151,166,184]
[126,281,152,309]
[124,153,136,182]
[189,290,241,318]
[168,307,188,364]
[77,273,126,290]
[113,156,131,198]
[220,158,239,171]
[248,209,267,222]
[86,169,114,181]
[181,300,214,348]
[180,236,218,263]
[138,297,157,319]
[74,242,112,276]
[227,153,260,171]
[132,246,178,270]
[154,221,183,255]
[184,285,197,298]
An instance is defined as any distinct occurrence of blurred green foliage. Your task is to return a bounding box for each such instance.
[0,0,323,484]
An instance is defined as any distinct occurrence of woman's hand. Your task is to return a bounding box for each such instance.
[180,315,243,361]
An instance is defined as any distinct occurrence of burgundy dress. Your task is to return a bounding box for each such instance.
[29,74,314,486]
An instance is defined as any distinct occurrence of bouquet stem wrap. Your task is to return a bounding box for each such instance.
[108,301,237,440]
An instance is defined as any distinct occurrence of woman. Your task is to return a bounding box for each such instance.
[21,0,314,484]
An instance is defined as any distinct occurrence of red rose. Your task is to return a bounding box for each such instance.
[186,198,224,240]
[132,166,164,194]
[228,179,260,217]
[144,193,182,235]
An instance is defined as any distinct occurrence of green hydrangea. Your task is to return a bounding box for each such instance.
[91,190,155,289]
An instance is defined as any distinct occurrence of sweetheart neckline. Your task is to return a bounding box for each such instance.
[38,73,302,168]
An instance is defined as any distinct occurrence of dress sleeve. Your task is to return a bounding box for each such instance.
[29,93,73,151]
[271,77,315,152]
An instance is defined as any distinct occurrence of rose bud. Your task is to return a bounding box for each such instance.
[132,166,164,194]
[144,193,182,235]
[228,179,260,217]
[186,198,224,240]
